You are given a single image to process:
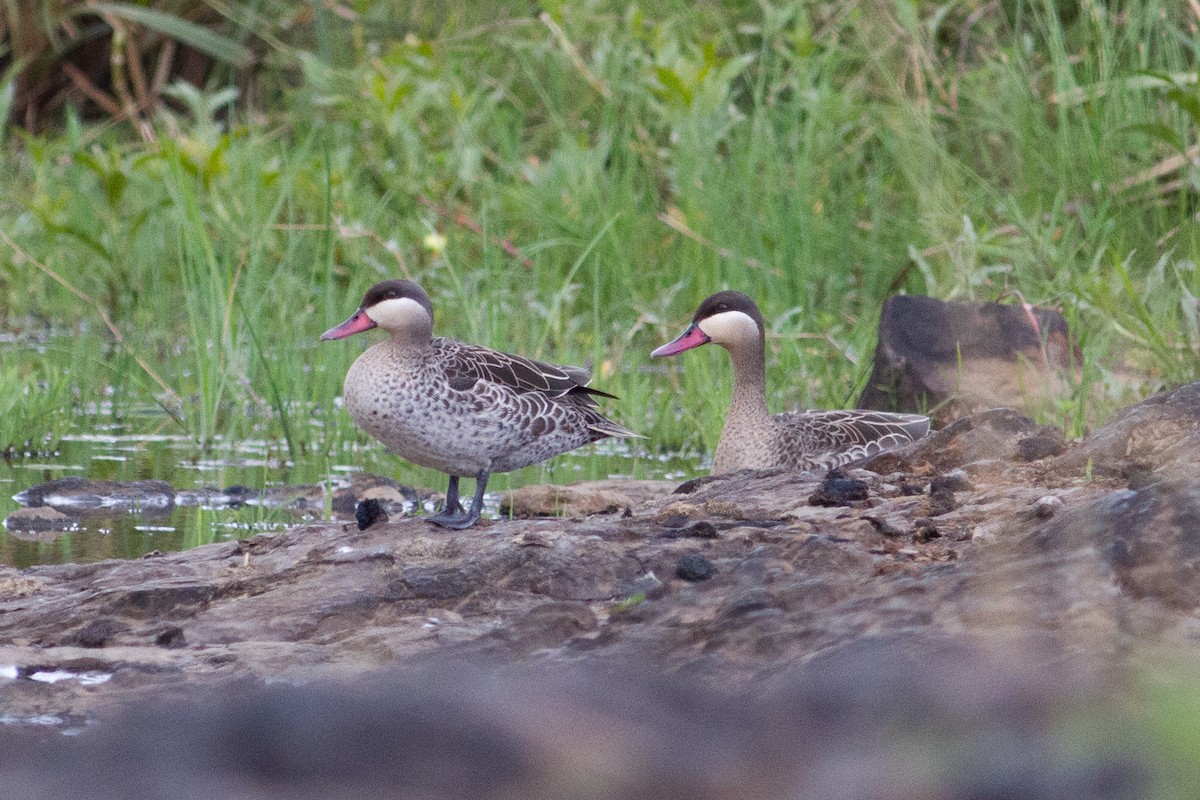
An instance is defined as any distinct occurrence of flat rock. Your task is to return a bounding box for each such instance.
[3,506,76,536]
[500,479,675,518]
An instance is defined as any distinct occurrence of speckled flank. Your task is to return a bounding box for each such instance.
[343,337,635,477]
[656,291,931,475]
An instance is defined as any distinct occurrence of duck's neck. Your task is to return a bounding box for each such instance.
[386,326,433,352]
[726,343,770,422]
[711,342,773,473]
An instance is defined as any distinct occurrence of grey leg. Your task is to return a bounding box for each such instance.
[427,471,488,529]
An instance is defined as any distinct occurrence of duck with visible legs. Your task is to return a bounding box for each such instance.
[323,280,640,529]
[652,291,930,475]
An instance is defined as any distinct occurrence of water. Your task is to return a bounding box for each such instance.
[1,417,701,569]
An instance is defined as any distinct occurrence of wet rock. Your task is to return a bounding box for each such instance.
[4,506,76,535]
[676,554,716,582]
[808,469,869,507]
[14,476,174,512]
[858,294,1078,424]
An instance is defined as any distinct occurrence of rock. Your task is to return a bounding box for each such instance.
[676,554,716,582]
[14,476,174,512]
[331,473,432,516]
[500,480,674,519]
[868,407,1047,473]
[4,506,76,536]
[1055,381,1200,478]
[807,469,869,507]
[355,498,389,530]
[930,469,973,493]
[858,294,1078,425]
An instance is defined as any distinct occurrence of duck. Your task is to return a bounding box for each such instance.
[322,279,640,529]
[652,290,930,475]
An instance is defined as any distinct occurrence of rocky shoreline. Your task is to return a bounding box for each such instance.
[5,384,1200,797]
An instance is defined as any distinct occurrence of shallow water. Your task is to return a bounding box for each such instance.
[1,417,700,569]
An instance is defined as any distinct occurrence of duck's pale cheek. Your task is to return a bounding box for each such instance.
[697,310,760,345]
[367,297,430,329]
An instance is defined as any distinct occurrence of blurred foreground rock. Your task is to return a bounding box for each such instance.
[858,294,1078,425]
[5,382,1200,798]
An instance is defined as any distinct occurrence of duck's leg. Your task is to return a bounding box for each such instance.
[443,475,464,514]
[427,471,488,529]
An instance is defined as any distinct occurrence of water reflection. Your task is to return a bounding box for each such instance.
[2,422,701,569]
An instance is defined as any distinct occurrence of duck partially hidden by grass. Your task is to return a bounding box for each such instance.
[652,291,930,475]
[323,279,640,529]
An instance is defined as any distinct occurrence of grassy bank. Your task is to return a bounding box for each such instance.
[0,0,1197,463]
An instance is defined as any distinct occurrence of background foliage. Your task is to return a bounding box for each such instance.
[0,0,1198,461]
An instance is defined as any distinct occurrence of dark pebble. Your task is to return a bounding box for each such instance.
[809,469,869,507]
[913,518,940,542]
[68,618,128,648]
[1016,428,1067,461]
[676,554,717,582]
[356,498,389,531]
[673,475,721,495]
[927,487,958,517]
[930,471,973,493]
[155,626,186,649]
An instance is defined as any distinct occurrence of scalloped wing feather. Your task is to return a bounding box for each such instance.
[775,410,929,469]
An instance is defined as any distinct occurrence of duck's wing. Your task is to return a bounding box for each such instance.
[775,410,930,468]
[436,339,614,402]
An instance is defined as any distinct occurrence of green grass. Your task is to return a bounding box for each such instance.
[0,0,1198,464]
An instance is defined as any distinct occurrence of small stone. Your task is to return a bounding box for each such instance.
[865,515,908,537]
[676,554,717,582]
[1032,495,1064,519]
[913,518,940,541]
[927,487,958,517]
[930,469,973,493]
[809,469,869,507]
[356,498,389,531]
[627,571,663,595]
[155,626,186,649]
[1017,429,1067,461]
[68,618,128,648]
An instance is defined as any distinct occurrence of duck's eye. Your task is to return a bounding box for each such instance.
[386,290,398,298]
[717,303,728,311]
